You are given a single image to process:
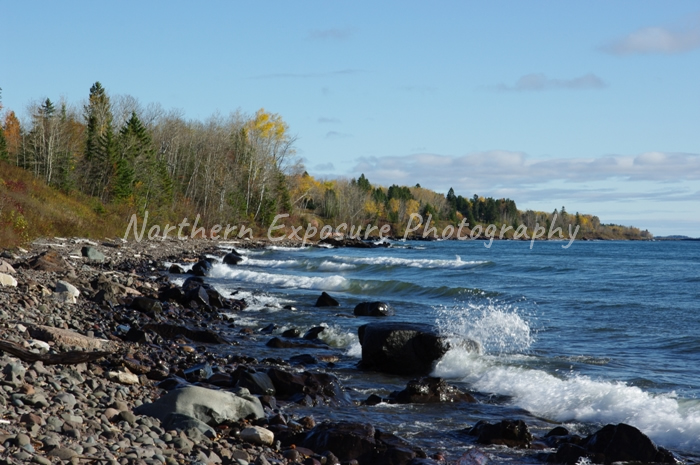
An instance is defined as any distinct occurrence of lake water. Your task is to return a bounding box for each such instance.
[175,239,700,461]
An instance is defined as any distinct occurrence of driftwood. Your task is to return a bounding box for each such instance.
[0,340,111,365]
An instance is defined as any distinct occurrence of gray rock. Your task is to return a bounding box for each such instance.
[240,426,274,446]
[82,246,106,263]
[54,393,77,408]
[0,260,15,274]
[0,272,17,287]
[134,386,264,426]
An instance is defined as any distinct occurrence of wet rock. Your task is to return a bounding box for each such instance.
[354,302,392,317]
[241,426,275,446]
[315,292,339,307]
[232,368,276,396]
[300,421,424,465]
[223,251,244,265]
[467,420,532,448]
[357,322,454,375]
[169,264,185,274]
[303,327,327,340]
[282,328,301,338]
[135,385,264,425]
[191,259,213,277]
[555,423,677,464]
[319,237,376,248]
[266,367,350,405]
[81,246,105,263]
[390,377,476,404]
[0,272,17,287]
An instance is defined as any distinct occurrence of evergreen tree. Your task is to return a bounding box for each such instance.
[0,127,8,162]
[83,82,115,200]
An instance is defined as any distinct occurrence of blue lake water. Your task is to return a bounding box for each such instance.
[175,239,700,460]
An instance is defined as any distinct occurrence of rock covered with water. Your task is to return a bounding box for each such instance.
[466,419,533,448]
[315,291,340,307]
[354,301,393,317]
[357,322,454,375]
[390,376,477,404]
[546,423,676,464]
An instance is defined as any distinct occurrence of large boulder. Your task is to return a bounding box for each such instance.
[549,423,676,464]
[300,421,424,465]
[357,322,453,375]
[354,302,392,317]
[134,386,264,426]
[0,273,17,287]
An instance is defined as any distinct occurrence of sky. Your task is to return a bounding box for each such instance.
[2,1,699,236]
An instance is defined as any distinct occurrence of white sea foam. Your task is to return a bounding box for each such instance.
[316,324,357,348]
[335,255,487,269]
[243,258,299,268]
[432,350,700,451]
[346,341,363,358]
[318,260,357,271]
[209,263,348,291]
[266,245,310,251]
[435,302,535,355]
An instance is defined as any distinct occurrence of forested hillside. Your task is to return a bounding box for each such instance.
[0,83,651,247]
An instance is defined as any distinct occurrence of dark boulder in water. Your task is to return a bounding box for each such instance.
[315,291,340,307]
[354,301,392,317]
[390,376,476,404]
[266,368,350,406]
[548,423,677,464]
[168,264,184,274]
[466,419,532,448]
[190,259,213,277]
[319,237,376,248]
[222,251,244,265]
[299,421,424,465]
[357,322,453,375]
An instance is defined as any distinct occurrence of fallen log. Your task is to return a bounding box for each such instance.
[0,340,111,365]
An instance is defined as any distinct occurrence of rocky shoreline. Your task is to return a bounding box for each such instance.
[0,237,683,465]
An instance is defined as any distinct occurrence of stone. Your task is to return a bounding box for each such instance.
[27,249,72,272]
[54,393,77,408]
[107,371,140,385]
[190,259,213,277]
[142,323,226,344]
[266,368,350,405]
[353,302,393,317]
[0,260,15,274]
[240,426,274,446]
[131,297,163,313]
[134,385,264,426]
[81,246,106,263]
[357,322,460,375]
[223,251,244,265]
[47,447,78,460]
[315,292,340,307]
[300,421,423,464]
[27,324,117,351]
[390,377,476,404]
[0,272,17,287]
[579,423,675,464]
[467,420,532,448]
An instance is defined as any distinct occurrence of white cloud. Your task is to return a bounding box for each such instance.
[602,17,700,55]
[495,73,606,91]
[318,117,341,124]
[353,151,700,191]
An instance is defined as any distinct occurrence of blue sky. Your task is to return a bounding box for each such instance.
[2,1,699,236]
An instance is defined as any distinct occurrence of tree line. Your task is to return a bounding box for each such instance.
[0,83,651,242]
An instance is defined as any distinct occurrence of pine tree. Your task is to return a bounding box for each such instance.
[83,82,115,200]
